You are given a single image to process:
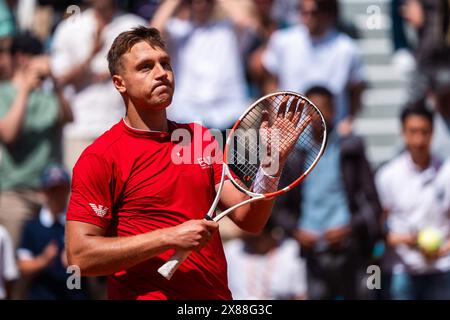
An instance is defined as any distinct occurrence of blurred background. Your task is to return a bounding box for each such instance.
[1,0,450,300]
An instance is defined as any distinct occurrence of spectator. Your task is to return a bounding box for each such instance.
[17,163,90,300]
[50,0,146,171]
[429,68,450,160]
[245,0,286,97]
[375,105,450,300]
[0,32,73,248]
[399,0,450,103]
[277,86,382,300]
[0,0,14,80]
[390,0,416,75]
[0,225,19,300]
[151,0,249,134]
[225,217,307,300]
[261,0,366,133]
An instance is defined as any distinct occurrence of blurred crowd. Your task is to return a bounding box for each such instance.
[0,0,450,300]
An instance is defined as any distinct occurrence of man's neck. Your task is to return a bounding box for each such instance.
[411,153,431,171]
[309,25,334,41]
[94,6,116,24]
[125,106,168,132]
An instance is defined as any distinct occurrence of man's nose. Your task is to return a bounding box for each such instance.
[154,63,168,79]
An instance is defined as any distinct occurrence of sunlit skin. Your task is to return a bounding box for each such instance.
[402,115,433,170]
[111,41,175,131]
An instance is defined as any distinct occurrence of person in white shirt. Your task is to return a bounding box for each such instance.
[0,225,19,300]
[261,0,365,131]
[151,0,249,134]
[225,218,307,300]
[51,0,146,171]
[375,105,450,300]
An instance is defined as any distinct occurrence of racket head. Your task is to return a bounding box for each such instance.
[223,91,327,198]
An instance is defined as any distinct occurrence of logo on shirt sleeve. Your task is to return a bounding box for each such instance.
[89,203,109,217]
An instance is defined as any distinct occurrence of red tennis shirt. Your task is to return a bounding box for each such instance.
[66,119,232,300]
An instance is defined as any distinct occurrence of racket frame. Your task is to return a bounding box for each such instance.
[158,91,327,280]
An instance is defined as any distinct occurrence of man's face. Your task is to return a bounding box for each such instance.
[117,41,174,111]
[190,0,215,24]
[299,0,332,36]
[253,0,274,17]
[402,115,433,159]
[89,0,115,10]
[43,185,70,214]
[0,37,12,80]
[307,93,334,128]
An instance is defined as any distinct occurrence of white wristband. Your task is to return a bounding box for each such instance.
[253,166,281,194]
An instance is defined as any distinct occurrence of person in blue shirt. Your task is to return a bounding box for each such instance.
[17,163,90,300]
[274,85,383,299]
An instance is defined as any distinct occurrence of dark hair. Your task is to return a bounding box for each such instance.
[305,85,334,100]
[107,26,166,76]
[316,0,338,16]
[400,100,434,127]
[10,32,43,56]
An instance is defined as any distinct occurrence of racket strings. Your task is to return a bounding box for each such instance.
[227,93,325,193]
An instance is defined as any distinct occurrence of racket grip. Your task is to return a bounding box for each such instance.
[157,250,191,280]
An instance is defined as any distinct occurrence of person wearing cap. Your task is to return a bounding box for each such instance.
[0,32,73,249]
[16,163,89,300]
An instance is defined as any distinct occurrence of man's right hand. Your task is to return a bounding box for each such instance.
[15,67,41,94]
[169,219,219,252]
[39,240,59,266]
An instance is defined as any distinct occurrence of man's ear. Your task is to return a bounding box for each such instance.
[112,74,126,94]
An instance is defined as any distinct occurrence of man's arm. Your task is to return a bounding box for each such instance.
[347,82,366,118]
[18,241,59,277]
[218,181,275,235]
[150,0,183,32]
[0,68,39,144]
[66,219,218,276]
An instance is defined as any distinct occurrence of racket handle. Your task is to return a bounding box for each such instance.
[157,250,191,280]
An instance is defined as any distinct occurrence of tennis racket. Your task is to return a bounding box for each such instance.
[158,91,327,280]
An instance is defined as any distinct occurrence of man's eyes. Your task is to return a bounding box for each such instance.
[138,62,172,71]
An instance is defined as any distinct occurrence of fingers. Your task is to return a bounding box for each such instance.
[286,96,299,121]
[276,95,289,118]
[292,99,307,126]
[297,114,312,132]
[260,110,269,131]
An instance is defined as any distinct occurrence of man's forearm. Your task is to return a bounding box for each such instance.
[68,228,173,276]
[150,0,181,31]
[0,88,29,144]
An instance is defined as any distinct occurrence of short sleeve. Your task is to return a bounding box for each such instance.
[262,31,282,77]
[0,227,19,281]
[66,153,114,229]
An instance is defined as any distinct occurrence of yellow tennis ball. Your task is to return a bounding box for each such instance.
[417,228,443,253]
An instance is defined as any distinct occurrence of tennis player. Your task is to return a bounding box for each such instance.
[65,26,301,300]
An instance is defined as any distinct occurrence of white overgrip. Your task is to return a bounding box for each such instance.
[157,250,191,280]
